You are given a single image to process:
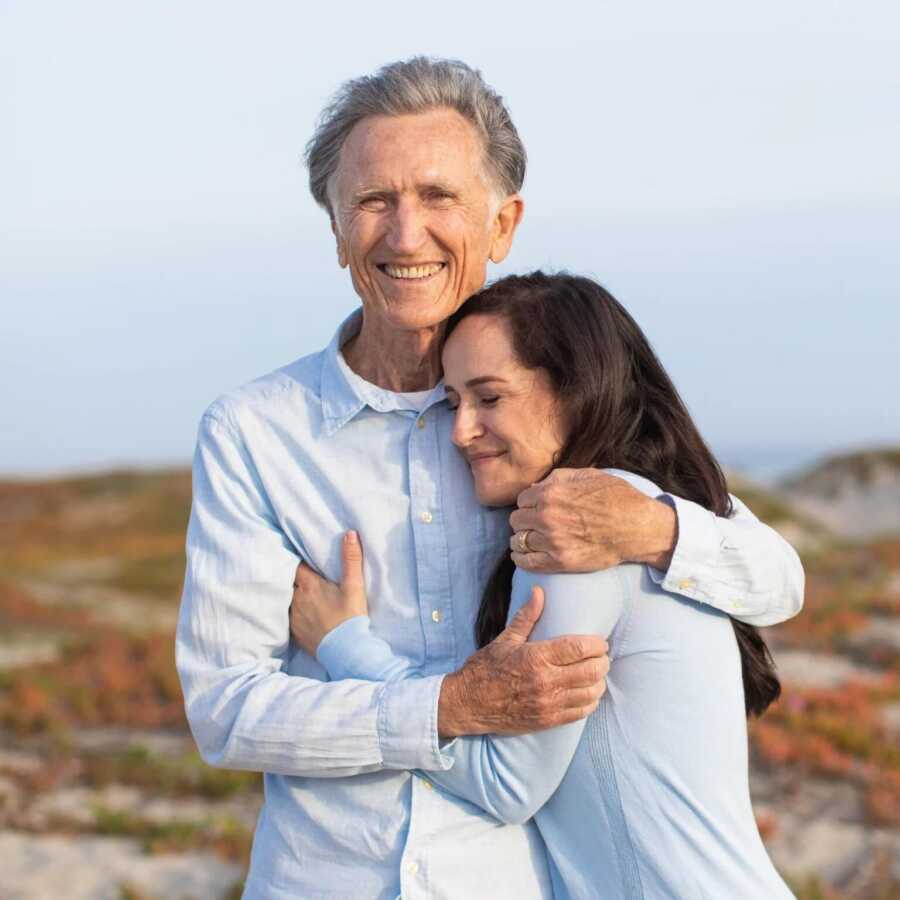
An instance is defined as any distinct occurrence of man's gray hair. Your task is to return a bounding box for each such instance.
[305,57,526,216]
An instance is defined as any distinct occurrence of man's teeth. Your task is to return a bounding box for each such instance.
[383,263,444,279]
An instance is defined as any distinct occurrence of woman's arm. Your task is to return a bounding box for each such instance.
[429,568,626,823]
[306,560,628,824]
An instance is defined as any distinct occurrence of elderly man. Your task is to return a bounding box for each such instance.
[177,58,803,899]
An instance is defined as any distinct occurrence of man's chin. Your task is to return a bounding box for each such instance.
[381,297,464,331]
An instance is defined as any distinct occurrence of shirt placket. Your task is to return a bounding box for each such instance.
[400,406,457,898]
[406,407,456,669]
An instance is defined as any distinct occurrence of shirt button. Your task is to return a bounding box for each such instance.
[431,609,443,623]
[420,511,433,524]
[678,578,693,590]
[407,861,419,874]
[417,417,426,429]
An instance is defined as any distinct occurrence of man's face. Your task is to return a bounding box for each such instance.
[330,108,523,333]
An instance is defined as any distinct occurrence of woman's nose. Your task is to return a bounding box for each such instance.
[451,405,483,448]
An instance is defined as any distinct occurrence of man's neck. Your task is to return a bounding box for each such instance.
[342,315,445,393]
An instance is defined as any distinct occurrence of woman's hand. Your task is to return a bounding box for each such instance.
[290,530,369,657]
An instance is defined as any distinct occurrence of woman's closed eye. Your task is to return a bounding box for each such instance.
[447,396,499,411]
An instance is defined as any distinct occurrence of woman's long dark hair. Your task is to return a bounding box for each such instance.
[447,271,780,718]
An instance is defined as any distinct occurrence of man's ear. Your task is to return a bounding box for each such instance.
[331,217,348,268]
[488,194,525,264]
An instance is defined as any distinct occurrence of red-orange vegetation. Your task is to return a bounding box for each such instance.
[865,771,900,827]
[755,811,779,842]
[0,629,186,735]
[0,582,92,630]
[752,721,856,778]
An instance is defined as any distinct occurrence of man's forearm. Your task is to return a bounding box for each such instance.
[437,669,483,737]
[178,634,448,777]
[627,497,677,572]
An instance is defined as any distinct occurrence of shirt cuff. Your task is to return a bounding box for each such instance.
[651,493,725,602]
[378,673,453,772]
[316,615,373,681]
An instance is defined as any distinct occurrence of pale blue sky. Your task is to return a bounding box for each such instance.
[2,1,898,477]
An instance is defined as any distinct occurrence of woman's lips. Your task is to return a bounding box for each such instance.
[467,451,506,467]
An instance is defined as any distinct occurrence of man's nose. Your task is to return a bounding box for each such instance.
[451,405,483,448]
[385,200,427,256]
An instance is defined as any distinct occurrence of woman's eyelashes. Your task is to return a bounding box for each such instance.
[445,394,500,411]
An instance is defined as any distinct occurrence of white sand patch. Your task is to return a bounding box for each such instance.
[0,830,242,899]
[20,578,177,631]
[23,783,261,833]
[882,702,900,738]
[849,616,900,652]
[771,649,881,688]
[71,727,195,757]
[0,637,61,669]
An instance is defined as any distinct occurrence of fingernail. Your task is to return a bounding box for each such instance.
[345,530,358,543]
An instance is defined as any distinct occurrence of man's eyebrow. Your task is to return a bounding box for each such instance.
[420,182,458,195]
[352,188,393,201]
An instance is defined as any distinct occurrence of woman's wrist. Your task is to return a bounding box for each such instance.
[315,615,372,674]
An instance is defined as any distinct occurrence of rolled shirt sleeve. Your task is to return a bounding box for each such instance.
[651,491,805,627]
[176,411,449,777]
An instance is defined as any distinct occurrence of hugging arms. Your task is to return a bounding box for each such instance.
[291,467,803,739]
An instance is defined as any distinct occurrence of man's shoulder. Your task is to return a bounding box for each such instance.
[202,347,326,433]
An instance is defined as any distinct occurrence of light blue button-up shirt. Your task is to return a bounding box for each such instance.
[317,473,795,899]
[176,312,804,899]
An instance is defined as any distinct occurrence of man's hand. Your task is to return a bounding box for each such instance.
[438,587,610,737]
[508,469,678,574]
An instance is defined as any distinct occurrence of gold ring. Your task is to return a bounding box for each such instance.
[515,530,532,554]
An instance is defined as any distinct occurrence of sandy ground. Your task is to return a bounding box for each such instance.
[0,831,243,900]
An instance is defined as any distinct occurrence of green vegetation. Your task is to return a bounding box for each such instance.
[93,806,253,862]
[81,745,260,799]
[0,629,184,735]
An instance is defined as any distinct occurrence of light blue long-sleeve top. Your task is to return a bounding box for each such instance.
[176,311,804,899]
[317,473,795,899]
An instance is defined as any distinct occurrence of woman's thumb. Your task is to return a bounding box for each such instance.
[500,586,545,644]
[341,530,364,590]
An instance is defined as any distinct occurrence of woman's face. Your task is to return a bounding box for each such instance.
[442,313,568,507]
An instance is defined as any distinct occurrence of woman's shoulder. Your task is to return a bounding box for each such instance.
[600,467,663,501]
[512,566,628,600]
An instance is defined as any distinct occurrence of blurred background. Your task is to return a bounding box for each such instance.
[1,1,898,897]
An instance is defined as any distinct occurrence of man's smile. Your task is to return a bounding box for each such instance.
[377,262,446,280]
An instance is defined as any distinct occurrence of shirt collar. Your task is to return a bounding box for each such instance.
[320,309,447,436]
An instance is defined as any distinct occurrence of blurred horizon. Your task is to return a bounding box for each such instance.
[3,1,899,476]
[0,437,892,489]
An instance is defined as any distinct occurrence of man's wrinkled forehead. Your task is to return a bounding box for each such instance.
[328,109,498,213]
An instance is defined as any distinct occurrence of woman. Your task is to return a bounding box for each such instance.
[290,272,793,899]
